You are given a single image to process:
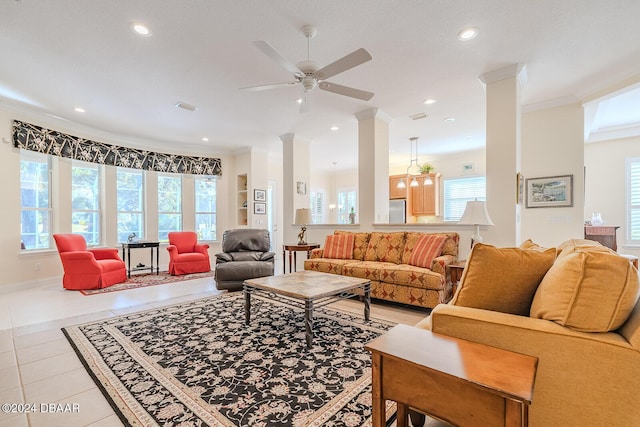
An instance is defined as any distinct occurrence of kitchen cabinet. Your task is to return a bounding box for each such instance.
[389,174,408,199]
[409,173,441,216]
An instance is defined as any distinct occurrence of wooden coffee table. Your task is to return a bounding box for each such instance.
[243,271,371,348]
[366,324,537,427]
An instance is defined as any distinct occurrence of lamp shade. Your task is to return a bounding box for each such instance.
[294,208,312,225]
[458,200,494,226]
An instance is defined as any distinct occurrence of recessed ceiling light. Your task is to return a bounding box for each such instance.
[296,98,303,104]
[74,107,85,113]
[132,23,152,36]
[201,137,209,142]
[457,27,478,41]
[444,117,455,123]
[423,98,437,105]
[330,126,339,131]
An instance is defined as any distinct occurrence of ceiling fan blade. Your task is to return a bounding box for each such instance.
[318,81,374,101]
[253,41,304,78]
[240,81,299,91]
[314,48,372,80]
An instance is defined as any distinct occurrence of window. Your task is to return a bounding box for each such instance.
[627,157,640,244]
[158,174,182,241]
[195,176,217,241]
[443,176,487,221]
[310,190,325,224]
[72,161,101,246]
[20,152,51,250]
[117,168,144,242]
[337,190,357,224]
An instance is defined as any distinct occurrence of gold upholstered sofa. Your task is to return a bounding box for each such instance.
[413,239,640,427]
[304,230,459,308]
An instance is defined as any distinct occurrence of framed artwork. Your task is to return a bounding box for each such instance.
[254,189,266,201]
[461,162,475,175]
[254,202,266,214]
[526,175,573,208]
[516,173,524,205]
[296,181,306,195]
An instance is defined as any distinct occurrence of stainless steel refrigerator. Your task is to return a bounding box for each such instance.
[389,199,406,223]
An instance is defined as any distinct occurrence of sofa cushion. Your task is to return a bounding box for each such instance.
[556,238,607,260]
[364,232,406,264]
[304,258,352,275]
[408,234,448,269]
[379,264,445,290]
[530,249,639,332]
[334,231,370,261]
[451,243,556,316]
[323,234,354,259]
[342,261,388,281]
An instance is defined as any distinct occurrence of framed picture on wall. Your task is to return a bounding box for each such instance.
[254,189,266,201]
[254,202,266,214]
[525,175,573,208]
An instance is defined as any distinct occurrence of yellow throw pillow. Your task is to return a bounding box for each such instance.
[452,243,556,315]
[530,250,639,332]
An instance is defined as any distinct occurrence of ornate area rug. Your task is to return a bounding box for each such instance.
[80,271,215,295]
[63,293,397,426]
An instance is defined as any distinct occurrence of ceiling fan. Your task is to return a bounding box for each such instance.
[242,25,374,103]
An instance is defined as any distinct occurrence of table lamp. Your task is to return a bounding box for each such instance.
[458,200,494,248]
[294,208,312,245]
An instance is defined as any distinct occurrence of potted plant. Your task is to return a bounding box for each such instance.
[419,163,435,174]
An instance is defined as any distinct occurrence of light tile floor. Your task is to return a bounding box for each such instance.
[0,276,439,427]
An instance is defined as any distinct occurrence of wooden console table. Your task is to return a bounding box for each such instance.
[121,241,160,278]
[366,324,537,427]
[282,243,320,273]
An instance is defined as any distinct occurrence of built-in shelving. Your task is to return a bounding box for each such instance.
[237,174,248,226]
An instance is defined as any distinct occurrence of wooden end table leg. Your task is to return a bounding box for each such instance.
[505,399,527,427]
[396,403,409,427]
[282,248,286,274]
[370,353,385,427]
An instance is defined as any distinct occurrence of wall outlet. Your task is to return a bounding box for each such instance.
[35,262,41,271]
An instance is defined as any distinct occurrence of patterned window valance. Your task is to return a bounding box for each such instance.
[12,120,222,176]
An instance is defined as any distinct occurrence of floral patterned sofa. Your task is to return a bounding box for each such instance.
[304,230,459,308]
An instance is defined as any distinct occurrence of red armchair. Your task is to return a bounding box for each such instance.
[166,231,211,275]
[53,234,127,290]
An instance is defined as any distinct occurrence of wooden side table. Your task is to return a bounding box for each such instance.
[366,324,537,427]
[584,225,619,251]
[449,260,466,295]
[282,243,320,273]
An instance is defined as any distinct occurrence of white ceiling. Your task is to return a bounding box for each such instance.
[1,0,640,173]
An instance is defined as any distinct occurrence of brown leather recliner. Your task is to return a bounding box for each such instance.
[214,228,275,291]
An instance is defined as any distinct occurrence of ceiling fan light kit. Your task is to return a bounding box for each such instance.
[242,25,374,103]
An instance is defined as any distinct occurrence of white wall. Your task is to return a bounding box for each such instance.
[585,136,640,256]
[517,103,585,248]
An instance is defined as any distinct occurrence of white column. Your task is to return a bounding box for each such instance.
[281,133,311,244]
[479,64,526,246]
[355,108,392,227]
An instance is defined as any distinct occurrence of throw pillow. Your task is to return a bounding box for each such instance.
[408,234,448,269]
[323,234,355,259]
[451,243,556,316]
[364,232,406,264]
[530,249,639,332]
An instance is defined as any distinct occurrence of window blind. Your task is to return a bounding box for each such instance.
[443,176,486,221]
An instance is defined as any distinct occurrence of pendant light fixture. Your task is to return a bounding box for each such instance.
[397,137,421,188]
